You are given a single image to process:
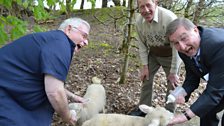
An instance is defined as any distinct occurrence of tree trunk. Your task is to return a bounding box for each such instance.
[193,0,205,25]
[80,0,85,9]
[159,0,173,10]
[66,0,71,17]
[184,0,193,18]
[113,0,120,6]
[102,0,107,8]
[119,0,134,84]
[122,0,126,6]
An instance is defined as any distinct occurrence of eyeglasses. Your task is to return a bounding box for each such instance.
[72,26,88,40]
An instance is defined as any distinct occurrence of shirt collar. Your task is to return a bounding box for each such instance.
[153,6,159,23]
[191,26,202,59]
[192,48,200,59]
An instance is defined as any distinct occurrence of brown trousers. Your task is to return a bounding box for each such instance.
[139,53,176,112]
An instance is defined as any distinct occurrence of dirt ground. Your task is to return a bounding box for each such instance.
[48,8,223,126]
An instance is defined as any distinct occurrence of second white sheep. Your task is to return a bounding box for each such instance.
[69,77,106,126]
[81,104,173,126]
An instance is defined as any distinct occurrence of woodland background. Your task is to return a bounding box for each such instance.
[0,0,224,126]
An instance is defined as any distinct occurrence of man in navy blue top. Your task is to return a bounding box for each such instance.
[0,17,90,126]
[166,18,224,126]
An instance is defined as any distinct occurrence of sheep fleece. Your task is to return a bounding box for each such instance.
[81,114,146,126]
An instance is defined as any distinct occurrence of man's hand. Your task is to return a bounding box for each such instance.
[167,73,180,88]
[72,94,89,103]
[167,113,188,126]
[65,89,88,103]
[175,94,186,104]
[69,110,77,125]
[168,109,195,126]
[140,65,149,81]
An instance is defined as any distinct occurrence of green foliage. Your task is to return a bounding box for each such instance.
[87,41,113,50]
[46,0,59,7]
[99,43,113,49]
[86,41,97,49]
[21,0,29,8]
[10,26,26,41]
[202,6,224,27]
[0,23,8,45]
[55,0,77,15]
[71,0,77,9]
[87,0,96,8]
[0,0,13,9]
[0,15,27,43]
[58,1,66,13]
[33,6,48,21]
[33,0,51,21]
[33,25,47,32]
[0,0,55,44]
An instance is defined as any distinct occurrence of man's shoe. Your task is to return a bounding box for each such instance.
[128,108,146,117]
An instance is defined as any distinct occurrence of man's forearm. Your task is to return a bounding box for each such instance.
[65,89,75,99]
[47,89,71,121]
[45,75,71,122]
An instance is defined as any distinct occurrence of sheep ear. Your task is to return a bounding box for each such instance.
[139,104,154,114]
[92,76,101,84]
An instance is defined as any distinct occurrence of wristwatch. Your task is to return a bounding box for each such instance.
[183,111,191,120]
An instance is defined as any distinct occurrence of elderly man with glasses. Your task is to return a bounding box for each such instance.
[0,17,90,126]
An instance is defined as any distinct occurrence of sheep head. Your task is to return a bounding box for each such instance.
[68,103,83,120]
[139,104,174,126]
[92,76,101,84]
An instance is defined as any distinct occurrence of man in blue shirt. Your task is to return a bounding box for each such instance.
[0,17,90,126]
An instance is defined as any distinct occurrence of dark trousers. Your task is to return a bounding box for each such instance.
[200,97,224,126]
[139,54,176,111]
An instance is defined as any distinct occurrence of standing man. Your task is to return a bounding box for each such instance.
[128,0,182,116]
[0,17,90,126]
[166,18,224,126]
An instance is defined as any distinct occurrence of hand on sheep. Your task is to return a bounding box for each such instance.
[71,94,88,103]
[69,110,78,125]
[167,113,188,126]
[168,109,195,125]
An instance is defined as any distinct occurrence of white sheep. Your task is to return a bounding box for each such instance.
[81,104,174,126]
[69,77,106,126]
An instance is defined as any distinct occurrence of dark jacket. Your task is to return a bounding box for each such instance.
[179,26,224,117]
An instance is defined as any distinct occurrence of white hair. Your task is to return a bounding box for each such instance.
[58,17,90,31]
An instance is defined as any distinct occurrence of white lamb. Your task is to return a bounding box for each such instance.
[69,77,106,126]
[81,104,173,126]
